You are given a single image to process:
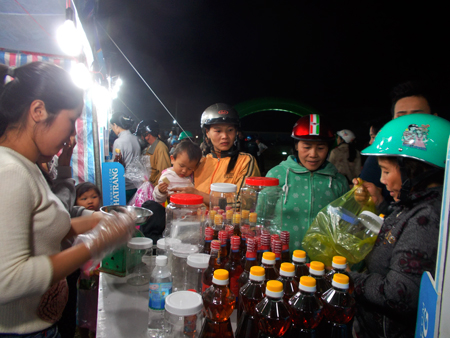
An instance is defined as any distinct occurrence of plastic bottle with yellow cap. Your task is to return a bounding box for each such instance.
[319,273,356,337]
[288,276,324,336]
[235,266,266,338]
[308,261,331,297]
[199,269,235,338]
[324,256,354,294]
[292,250,309,283]
[277,262,299,304]
[261,251,280,282]
[237,236,259,317]
[255,280,291,337]
[232,211,241,237]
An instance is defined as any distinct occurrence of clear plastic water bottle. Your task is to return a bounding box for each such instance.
[148,255,172,338]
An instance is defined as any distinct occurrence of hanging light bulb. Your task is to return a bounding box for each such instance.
[57,7,82,56]
[70,63,92,89]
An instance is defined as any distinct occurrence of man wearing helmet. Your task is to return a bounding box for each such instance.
[328,129,361,184]
[349,114,449,338]
[266,114,349,251]
[174,103,260,204]
[135,119,171,187]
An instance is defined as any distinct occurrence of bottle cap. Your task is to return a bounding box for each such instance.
[233,212,241,224]
[214,214,223,225]
[213,206,220,211]
[165,291,203,316]
[172,243,199,258]
[249,212,257,223]
[127,237,153,250]
[226,206,233,211]
[262,252,276,264]
[266,280,284,298]
[157,238,181,250]
[211,240,221,251]
[209,210,217,220]
[230,236,240,249]
[241,210,250,219]
[332,273,350,289]
[292,250,306,263]
[359,210,383,234]
[250,266,265,281]
[245,177,280,187]
[213,269,229,285]
[218,231,227,244]
[218,209,224,215]
[205,227,214,240]
[299,276,317,292]
[115,148,120,154]
[226,209,233,219]
[187,253,210,269]
[309,261,325,276]
[156,255,168,266]
[280,263,295,277]
[170,193,203,205]
[332,256,347,269]
[210,183,237,193]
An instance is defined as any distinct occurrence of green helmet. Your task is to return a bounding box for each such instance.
[361,114,450,168]
[179,131,193,141]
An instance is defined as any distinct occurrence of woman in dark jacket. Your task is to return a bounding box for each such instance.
[350,114,450,338]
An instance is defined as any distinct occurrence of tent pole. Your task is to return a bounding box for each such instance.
[91,103,102,194]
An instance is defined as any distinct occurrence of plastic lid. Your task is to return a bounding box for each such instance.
[241,210,249,218]
[233,213,241,223]
[292,250,306,262]
[165,291,203,316]
[332,256,347,269]
[266,280,284,298]
[359,211,383,234]
[127,237,153,249]
[299,276,317,292]
[172,243,199,258]
[213,269,229,285]
[250,266,265,277]
[170,193,204,205]
[156,255,168,266]
[187,253,210,269]
[245,177,280,187]
[249,212,257,222]
[209,210,217,219]
[280,263,295,276]
[226,209,233,219]
[309,261,325,276]
[211,240,221,251]
[210,183,237,193]
[214,214,223,224]
[262,252,276,264]
[332,273,349,289]
[157,238,181,250]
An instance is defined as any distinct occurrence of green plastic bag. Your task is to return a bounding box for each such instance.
[302,180,377,266]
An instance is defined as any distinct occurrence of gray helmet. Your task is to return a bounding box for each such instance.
[200,103,240,129]
[135,119,160,137]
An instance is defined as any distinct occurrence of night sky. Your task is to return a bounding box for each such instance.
[97,1,450,142]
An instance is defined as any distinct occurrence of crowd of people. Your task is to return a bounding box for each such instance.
[0,61,448,338]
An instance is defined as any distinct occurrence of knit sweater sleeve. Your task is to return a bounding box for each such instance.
[349,203,440,315]
[0,164,52,304]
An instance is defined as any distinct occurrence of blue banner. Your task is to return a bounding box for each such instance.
[415,272,438,338]
[102,162,126,206]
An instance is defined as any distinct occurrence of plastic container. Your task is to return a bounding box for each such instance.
[165,194,206,249]
[292,250,309,283]
[126,237,154,286]
[186,253,210,293]
[157,238,181,270]
[240,177,283,234]
[277,262,298,304]
[209,183,237,213]
[164,291,204,338]
[148,255,172,338]
[324,256,354,294]
[171,243,199,292]
[309,261,331,297]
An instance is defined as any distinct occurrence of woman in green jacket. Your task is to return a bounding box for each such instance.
[266,114,349,251]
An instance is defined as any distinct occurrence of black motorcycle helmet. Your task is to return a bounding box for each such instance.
[135,119,160,138]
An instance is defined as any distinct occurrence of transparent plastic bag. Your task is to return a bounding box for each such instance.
[125,156,154,207]
[302,179,378,266]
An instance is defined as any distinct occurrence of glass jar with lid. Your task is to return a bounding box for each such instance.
[164,291,203,338]
[209,183,237,212]
[165,194,206,249]
[240,177,283,235]
[170,243,200,292]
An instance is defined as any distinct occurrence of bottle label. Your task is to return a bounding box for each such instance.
[149,282,172,310]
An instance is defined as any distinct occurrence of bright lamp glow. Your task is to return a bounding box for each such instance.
[173,120,177,124]
[70,63,92,89]
[282,152,287,155]
[92,84,111,123]
[57,20,82,56]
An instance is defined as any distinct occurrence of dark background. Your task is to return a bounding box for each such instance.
[96,1,450,165]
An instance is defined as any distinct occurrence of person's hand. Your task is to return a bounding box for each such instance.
[73,208,136,262]
[170,186,199,195]
[59,136,76,166]
[158,182,169,194]
[352,178,384,206]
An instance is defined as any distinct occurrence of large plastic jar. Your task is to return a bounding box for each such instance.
[186,253,210,293]
[209,183,237,212]
[126,237,153,286]
[164,291,203,338]
[170,243,199,292]
[157,238,181,270]
[240,177,283,234]
[165,194,206,249]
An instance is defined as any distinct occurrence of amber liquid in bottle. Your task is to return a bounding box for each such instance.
[113,148,125,167]
[280,231,291,263]
[202,240,221,293]
[218,230,229,268]
[324,268,354,295]
[199,272,236,338]
[237,237,258,318]
[277,268,299,305]
[224,236,243,305]
[203,227,214,255]
[292,250,309,284]
[236,268,265,338]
